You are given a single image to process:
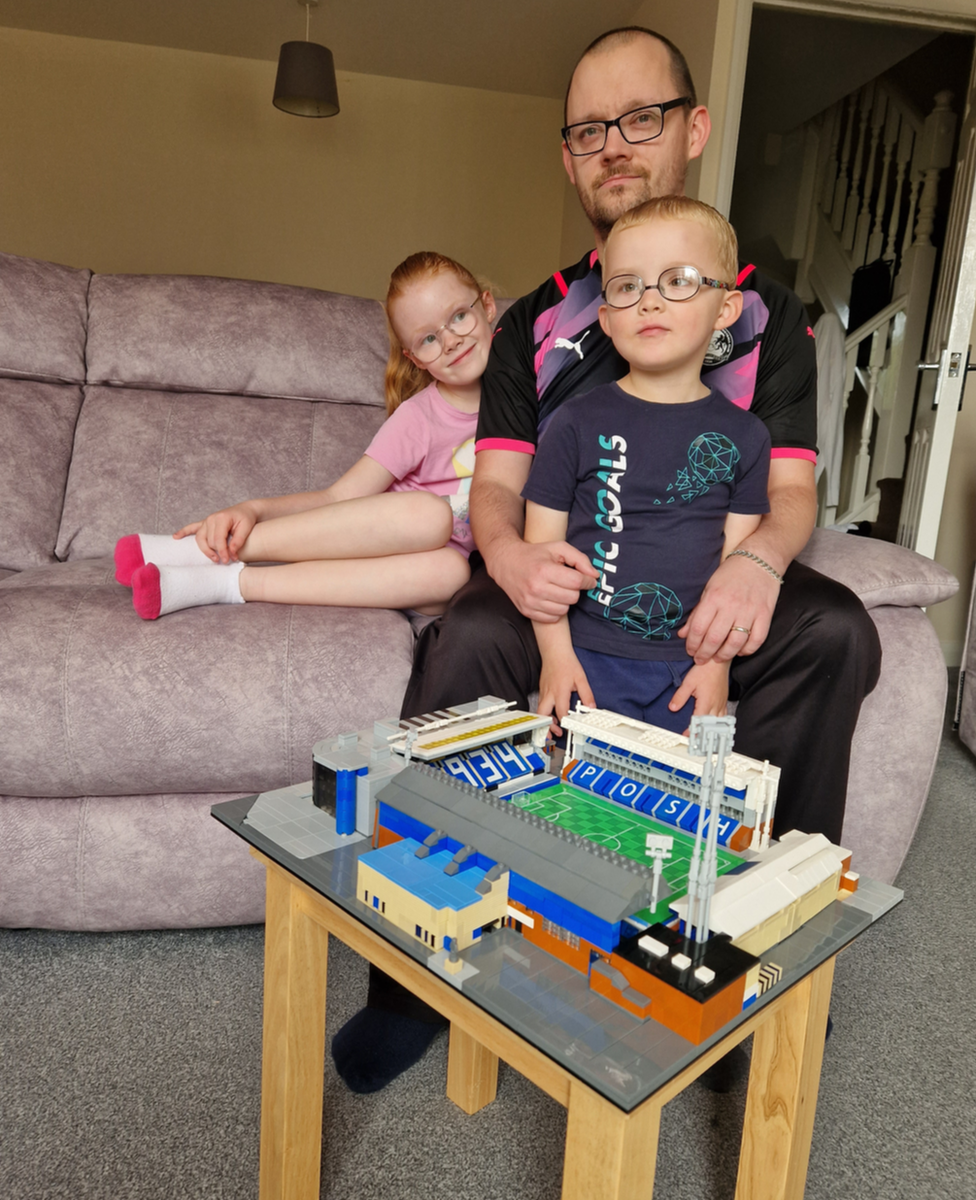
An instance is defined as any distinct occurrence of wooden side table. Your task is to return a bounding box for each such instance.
[254,848,836,1200]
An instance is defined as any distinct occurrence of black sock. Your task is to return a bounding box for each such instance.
[331,1008,445,1094]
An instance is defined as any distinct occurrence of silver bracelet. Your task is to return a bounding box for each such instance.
[727,548,785,585]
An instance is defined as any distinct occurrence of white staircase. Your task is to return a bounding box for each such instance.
[793,80,956,529]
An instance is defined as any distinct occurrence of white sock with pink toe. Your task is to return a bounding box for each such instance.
[131,562,246,620]
[114,533,214,586]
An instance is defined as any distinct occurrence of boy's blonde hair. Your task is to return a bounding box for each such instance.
[384,251,487,415]
[607,196,739,286]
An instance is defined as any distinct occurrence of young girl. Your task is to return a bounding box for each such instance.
[114,252,496,619]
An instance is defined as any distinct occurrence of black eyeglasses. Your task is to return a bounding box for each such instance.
[602,267,734,308]
[562,98,691,157]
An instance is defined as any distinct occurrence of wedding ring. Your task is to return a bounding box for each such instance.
[731,625,751,634]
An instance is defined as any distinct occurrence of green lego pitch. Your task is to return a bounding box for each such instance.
[510,781,742,924]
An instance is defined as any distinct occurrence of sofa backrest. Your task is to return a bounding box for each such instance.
[85,272,388,405]
[0,251,391,567]
[0,252,91,571]
[60,269,390,560]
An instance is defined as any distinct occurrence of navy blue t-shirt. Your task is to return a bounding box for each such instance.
[522,385,770,661]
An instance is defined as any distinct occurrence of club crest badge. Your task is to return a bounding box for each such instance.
[704,327,734,366]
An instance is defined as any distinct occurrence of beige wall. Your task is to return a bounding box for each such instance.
[634,0,723,203]
[0,26,567,301]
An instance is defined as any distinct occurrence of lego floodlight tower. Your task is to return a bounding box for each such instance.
[684,714,735,947]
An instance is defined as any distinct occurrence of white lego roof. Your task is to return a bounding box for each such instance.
[561,706,780,791]
[670,829,847,940]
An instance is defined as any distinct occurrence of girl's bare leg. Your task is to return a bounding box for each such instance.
[239,491,454,563]
[239,547,470,613]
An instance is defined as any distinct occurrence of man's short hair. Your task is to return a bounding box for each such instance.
[607,196,739,285]
[564,27,697,125]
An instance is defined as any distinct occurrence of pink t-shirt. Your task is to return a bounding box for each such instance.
[364,382,477,557]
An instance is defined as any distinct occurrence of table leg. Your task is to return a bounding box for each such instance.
[259,865,331,1200]
[447,1023,499,1114]
[735,956,836,1200]
[561,1078,662,1200]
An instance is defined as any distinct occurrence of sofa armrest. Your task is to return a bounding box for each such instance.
[795,528,958,610]
[793,530,955,883]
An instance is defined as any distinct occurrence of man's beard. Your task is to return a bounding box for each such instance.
[578,163,687,240]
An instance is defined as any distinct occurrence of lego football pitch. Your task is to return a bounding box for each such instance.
[510,780,742,924]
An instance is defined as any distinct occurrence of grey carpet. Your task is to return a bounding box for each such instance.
[2,677,974,1199]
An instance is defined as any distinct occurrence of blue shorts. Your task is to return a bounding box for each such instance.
[573,647,695,734]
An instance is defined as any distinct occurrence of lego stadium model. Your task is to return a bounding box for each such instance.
[244,697,860,1045]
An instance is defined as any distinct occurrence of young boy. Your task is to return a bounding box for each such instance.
[522,196,771,735]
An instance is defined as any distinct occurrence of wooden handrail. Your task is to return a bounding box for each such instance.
[844,293,908,353]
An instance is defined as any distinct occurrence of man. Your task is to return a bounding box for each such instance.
[332,26,881,1094]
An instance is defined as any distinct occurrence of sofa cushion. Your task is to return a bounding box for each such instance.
[0,791,267,931]
[0,558,414,798]
[0,378,84,570]
[795,527,958,609]
[56,387,387,560]
[86,273,389,404]
[0,251,90,385]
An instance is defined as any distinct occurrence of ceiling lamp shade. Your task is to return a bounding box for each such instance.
[273,3,339,118]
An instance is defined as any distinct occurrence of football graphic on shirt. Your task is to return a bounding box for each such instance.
[666,433,740,503]
[604,582,683,640]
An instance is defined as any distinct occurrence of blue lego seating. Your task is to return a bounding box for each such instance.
[566,760,607,792]
[607,777,654,809]
[487,741,534,778]
[676,801,703,833]
[437,741,540,792]
[696,809,741,846]
[646,793,693,827]
[591,767,622,798]
[461,746,510,789]
[439,754,485,788]
[521,747,547,774]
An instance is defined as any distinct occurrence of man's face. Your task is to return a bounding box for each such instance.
[563,38,709,242]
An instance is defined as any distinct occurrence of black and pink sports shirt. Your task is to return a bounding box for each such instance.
[475,248,818,463]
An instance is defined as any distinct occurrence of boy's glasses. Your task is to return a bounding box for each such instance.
[561,98,691,157]
[602,267,734,309]
[409,297,483,364]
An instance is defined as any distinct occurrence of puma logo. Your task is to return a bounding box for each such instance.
[554,330,590,361]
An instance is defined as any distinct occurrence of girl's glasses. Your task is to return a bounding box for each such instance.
[409,297,483,364]
[602,267,734,309]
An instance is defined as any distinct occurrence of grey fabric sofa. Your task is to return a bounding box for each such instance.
[0,250,958,931]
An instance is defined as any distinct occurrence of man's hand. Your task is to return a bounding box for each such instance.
[471,449,589,619]
[493,538,597,622]
[679,552,779,664]
[680,458,816,665]
[471,453,598,621]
